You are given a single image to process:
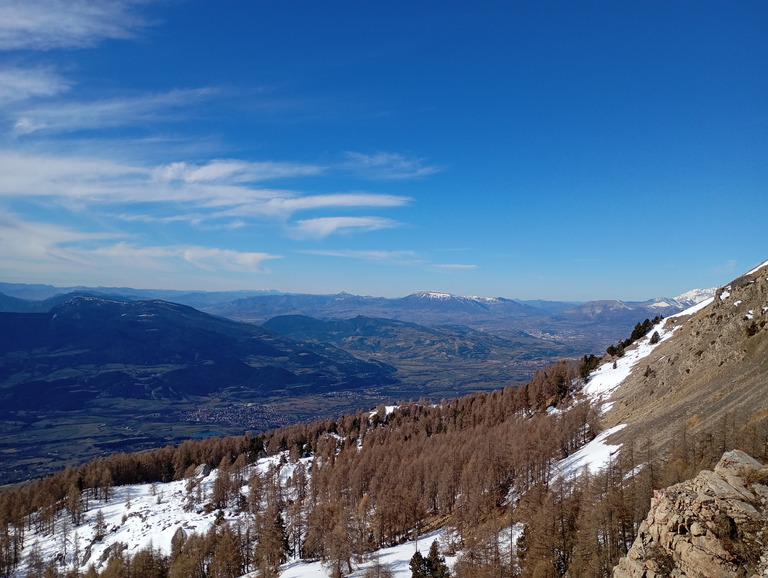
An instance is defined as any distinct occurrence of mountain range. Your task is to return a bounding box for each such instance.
[0,282,716,353]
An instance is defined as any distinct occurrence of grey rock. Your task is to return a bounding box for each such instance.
[613,452,768,577]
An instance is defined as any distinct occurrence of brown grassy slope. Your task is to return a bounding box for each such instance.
[601,262,768,453]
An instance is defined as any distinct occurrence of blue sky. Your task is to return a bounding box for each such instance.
[0,1,766,300]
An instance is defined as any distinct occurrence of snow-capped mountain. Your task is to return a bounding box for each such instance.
[673,287,717,308]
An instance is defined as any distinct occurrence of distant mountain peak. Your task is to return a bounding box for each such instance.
[409,290,502,304]
[411,290,454,300]
[673,287,717,307]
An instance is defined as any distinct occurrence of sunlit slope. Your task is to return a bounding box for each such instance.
[602,261,768,451]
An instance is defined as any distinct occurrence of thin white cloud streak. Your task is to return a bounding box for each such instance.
[219,193,411,219]
[0,0,146,51]
[0,212,120,269]
[343,152,442,179]
[433,263,477,269]
[0,67,70,104]
[267,193,410,211]
[0,214,281,278]
[0,152,412,217]
[292,216,400,238]
[12,89,216,135]
[152,159,324,184]
[301,249,420,262]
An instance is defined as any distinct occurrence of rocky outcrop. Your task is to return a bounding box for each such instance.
[614,450,768,578]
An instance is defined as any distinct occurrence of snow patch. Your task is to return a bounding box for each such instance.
[277,528,458,578]
[583,316,678,406]
[414,290,452,300]
[552,424,626,481]
[369,405,397,418]
[746,259,768,276]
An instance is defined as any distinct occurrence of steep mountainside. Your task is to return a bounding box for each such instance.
[601,261,768,453]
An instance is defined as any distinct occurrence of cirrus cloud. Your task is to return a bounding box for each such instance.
[0,67,71,105]
[292,216,401,238]
[433,263,478,270]
[343,152,442,180]
[0,212,282,282]
[0,0,147,51]
[0,151,414,224]
[301,249,421,263]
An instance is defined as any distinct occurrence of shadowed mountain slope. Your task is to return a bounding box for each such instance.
[0,296,398,483]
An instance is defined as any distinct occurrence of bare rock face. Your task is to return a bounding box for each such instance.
[614,450,768,578]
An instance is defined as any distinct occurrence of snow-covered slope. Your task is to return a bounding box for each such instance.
[12,452,457,578]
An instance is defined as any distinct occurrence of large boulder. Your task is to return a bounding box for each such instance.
[614,450,768,578]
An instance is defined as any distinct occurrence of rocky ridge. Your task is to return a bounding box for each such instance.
[614,449,768,578]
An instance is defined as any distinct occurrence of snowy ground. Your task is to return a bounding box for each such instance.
[274,529,458,578]
[12,453,458,578]
[15,467,238,577]
[551,424,626,482]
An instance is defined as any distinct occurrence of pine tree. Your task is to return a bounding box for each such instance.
[94,509,107,542]
[210,524,243,578]
[410,550,428,578]
[254,503,288,578]
[426,540,450,578]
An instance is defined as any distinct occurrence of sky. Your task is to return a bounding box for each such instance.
[0,1,766,301]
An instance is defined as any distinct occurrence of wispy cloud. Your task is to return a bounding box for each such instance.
[152,159,324,184]
[302,249,420,263]
[343,152,441,179]
[12,89,216,135]
[92,243,281,273]
[0,67,70,104]
[292,216,400,238]
[0,151,414,219]
[0,213,281,279]
[0,0,147,51]
[709,259,739,276]
[433,263,478,270]
[214,192,411,219]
